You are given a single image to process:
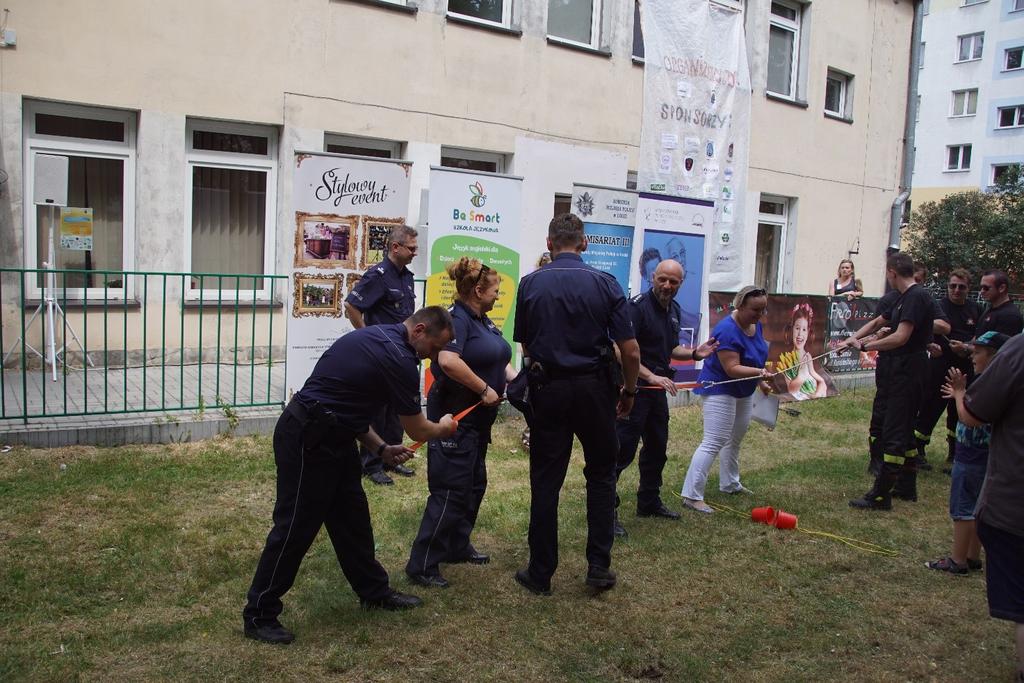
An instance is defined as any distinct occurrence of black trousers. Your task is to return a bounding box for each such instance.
[243,408,392,628]
[913,352,972,446]
[614,389,670,512]
[359,402,402,474]
[870,352,928,473]
[406,423,489,577]
[526,372,618,585]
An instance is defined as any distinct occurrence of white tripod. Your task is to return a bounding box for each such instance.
[3,204,93,381]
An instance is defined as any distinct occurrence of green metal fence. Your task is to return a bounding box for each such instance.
[0,267,288,423]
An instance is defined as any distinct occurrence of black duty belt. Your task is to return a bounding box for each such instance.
[544,364,605,380]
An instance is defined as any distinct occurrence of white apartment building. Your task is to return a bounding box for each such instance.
[0,0,916,359]
[912,0,1024,205]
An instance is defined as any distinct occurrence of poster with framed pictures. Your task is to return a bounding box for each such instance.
[287,152,412,398]
[293,212,358,269]
[361,218,404,269]
[292,273,342,318]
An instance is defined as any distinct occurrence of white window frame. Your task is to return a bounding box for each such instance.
[961,0,987,6]
[23,100,137,301]
[1005,47,1023,72]
[950,89,979,117]
[1013,0,1024,12]
[324,133,401,159]
[439,147,507,174]
[996,105,1024,129]
[956,32,984,63]
[991,163,1021,185]
[767,0,802,100]
[824,69,851,118]
[945,144,972,172]
[184,119,277,301]
[756,195,790,293]
[447,0,512,29]
[546,0,603,49]
[710,0,745,12]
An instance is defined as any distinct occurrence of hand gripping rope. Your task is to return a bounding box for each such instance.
[641,347,842,391]
[406,401,484,451]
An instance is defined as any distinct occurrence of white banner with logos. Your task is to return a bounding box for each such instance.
[638,0,751,290]
[632,192,714,381]
[571,184,637,296]
[425,167,522,358]
[286,152,412,398]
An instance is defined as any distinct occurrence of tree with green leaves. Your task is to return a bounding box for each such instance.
[905,166,1024,288]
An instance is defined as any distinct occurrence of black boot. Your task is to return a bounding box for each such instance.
[892,465,918,502]
[850,470,896,510]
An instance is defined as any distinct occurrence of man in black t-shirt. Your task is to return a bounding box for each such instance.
[843,253,936,510]
[967,270,1022,339]
[913,268,979,467]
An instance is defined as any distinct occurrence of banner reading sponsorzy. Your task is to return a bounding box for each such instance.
[633,193,713,382]
[286,152,412,398]
[426,167,522,356]
[638,0,751,291]
[571,184,637,296]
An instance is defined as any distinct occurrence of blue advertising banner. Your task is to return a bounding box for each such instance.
[582,222,634,296]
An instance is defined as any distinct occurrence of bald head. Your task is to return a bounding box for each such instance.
[651,259,684,308]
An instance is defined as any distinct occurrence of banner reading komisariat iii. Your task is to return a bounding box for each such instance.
[638,0,751,291]
[286,152,412,399]
[426,166,522,357]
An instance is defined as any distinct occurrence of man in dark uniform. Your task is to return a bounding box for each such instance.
[912,268,978,468]
[845,253,937,509]
[242,307,458,644]
[513,213,641,595]
[344,224,420,485]
[613,259,718,538]
[846,263,950,477]
[954,269,1023,342]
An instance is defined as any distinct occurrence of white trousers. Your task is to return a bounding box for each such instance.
[681,393,754,501]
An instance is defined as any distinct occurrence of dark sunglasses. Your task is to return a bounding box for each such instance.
[740,288,767,304]
[473,263,492,288]
[948,283,968,291]
[979,284,993,291]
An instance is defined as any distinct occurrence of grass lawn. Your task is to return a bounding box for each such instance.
[0,390,1015,681]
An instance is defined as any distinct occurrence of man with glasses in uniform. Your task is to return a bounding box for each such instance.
[345,224,420,485]
[912,268,979,469]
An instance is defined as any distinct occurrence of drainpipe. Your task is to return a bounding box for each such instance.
[889,0,924,251]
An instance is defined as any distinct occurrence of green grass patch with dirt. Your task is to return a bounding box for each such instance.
[0,390,1015,681]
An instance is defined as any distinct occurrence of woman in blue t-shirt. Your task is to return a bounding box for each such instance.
[681,286,771,513]
[406,257,515,588]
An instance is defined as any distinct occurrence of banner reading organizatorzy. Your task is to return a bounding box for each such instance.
[426,167,522,356]
[638,0,751,291]
[286,152,412,399]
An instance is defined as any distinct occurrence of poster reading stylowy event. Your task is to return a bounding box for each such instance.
[426,166,522,356]
[638,0,751,291]
[286,152,412,398]
[571,183,637,296]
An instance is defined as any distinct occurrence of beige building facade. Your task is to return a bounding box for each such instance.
[0,0,917,360]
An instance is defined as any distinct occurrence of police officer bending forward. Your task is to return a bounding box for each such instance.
[242,307,458,644]
[512,213,641,596]
[614,259,719,538]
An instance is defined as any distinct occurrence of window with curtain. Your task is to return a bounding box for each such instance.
[186,122,276,296]
[24,100,135,299]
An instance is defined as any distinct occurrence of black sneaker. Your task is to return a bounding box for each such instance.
[244,620,295,644]
[405,571,449,589]
[386,464,416,477]
[637,503,681,520]
[925,556,969,576]
[585,565,617,591]
[514,569,551,596]
[360,591,423,610]
[366,471,394,486]
[849,493,892,510]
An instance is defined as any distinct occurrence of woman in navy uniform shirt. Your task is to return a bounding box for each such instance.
[406,257,515,588]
